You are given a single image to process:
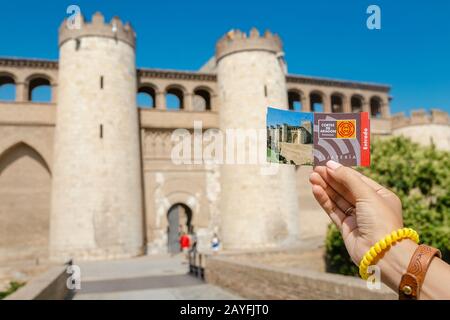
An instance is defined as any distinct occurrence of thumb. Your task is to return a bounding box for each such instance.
[326,160,375,200]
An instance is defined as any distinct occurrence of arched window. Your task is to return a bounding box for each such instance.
[310,92,324,112]
[288,90,302,111]
[330,93,344,113]
[193,88,211,111]
[351,95,364,113]
[166,87,184,110]
[0,74,16,101]
[137,86,155,108]
[28,76,52,102]
[370,96,382,118]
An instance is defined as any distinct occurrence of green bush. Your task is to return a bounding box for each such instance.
[325,136,450,276]
[0,281,25,299]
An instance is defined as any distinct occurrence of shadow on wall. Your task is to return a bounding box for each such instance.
[0,142,51,262]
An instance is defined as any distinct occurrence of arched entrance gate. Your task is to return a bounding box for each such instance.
[167,203,192,253]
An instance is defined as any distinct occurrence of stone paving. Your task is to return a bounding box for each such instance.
[72,254,241,300]
[280,142,313,165]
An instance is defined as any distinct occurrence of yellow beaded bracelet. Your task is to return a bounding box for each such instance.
[359,227,419,280]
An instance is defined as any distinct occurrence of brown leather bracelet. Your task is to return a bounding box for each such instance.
[399,244,441,300]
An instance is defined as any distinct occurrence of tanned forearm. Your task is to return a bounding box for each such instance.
[377,239,450,299]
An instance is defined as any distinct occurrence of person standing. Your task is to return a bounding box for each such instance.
[179,232,190,259]
[211,233,220,253]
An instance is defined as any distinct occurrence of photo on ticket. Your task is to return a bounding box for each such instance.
[266,107,314,165]
[313,112,370,167]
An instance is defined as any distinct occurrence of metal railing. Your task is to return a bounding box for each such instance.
[188,249,205,280]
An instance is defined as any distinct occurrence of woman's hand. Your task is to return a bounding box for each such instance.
[310,160,450,299]
[309,160,404,265]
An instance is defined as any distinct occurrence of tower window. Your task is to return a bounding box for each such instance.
[99,124,103,138]
[100,76,104,89]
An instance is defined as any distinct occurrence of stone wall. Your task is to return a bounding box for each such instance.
[0,104,55,262]
[5,264,73,300]
[391,109,450,151]
[204,255,396,300]
[141,126,221,254]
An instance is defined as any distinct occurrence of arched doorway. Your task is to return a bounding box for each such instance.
[167,203,192,253]
[0,143,51,261]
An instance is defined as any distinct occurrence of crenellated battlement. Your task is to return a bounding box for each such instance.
[391,109,449,129]
[59,12,136,48]
[215,28,283,62]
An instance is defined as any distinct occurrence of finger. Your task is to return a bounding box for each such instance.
[313,166,335,189]
[314,165,356,205]
[335,166,391,195]
[352,171,382,191]
[341,214,358,241]
[359,175,399,203]
[360,175,384,192]
[310,172,353,214]
[329,190,354,215]
[315,164,384,207]
[345,168,385,193]
[325,160,375,200]
[317,165,396,206]
[311,184,346,230]
[312,185,358,239]
[309,171,327,188]
[349,168,399,202]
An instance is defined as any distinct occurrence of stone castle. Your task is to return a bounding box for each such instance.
[268,121,313,151]
[0,12,449,263]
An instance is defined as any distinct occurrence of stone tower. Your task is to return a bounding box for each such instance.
[49,12,144,261]
[216,29,299,250]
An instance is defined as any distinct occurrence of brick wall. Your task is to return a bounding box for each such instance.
[204,255,397,300]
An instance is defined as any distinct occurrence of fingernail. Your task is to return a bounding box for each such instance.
[326,160,342,170]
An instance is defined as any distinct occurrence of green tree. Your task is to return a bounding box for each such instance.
[326,136,450,276]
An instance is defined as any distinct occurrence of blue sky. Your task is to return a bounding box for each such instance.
[267,107,313,127]
[0,0,449,114]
